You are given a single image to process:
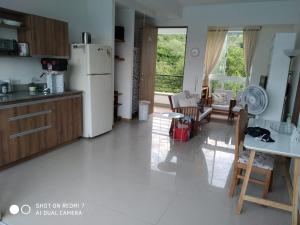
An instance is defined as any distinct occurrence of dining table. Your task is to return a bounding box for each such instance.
[236,118,300,225]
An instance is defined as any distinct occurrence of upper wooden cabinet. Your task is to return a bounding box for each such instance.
[18,15,69,57]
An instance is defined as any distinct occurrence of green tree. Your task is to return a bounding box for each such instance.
[211,32,246,96]
[156,34,186,75]
[226,47,246,77]
[155,34,187,93]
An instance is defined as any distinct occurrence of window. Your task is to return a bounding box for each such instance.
[210,31,246,96]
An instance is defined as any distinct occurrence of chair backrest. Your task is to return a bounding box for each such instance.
[234,107,249,162]
[174,107,200,122]
[236,91,244,106]
[214,89,233,103]
[168,95,175,111]
[168,91,195,110]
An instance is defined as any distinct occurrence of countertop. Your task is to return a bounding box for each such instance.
[244,118,300,158]
[0,91,82,106]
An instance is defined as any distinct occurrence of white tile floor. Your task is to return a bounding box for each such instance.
[0,113,291,225]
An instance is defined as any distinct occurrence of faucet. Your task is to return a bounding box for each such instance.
[43,84,50,94]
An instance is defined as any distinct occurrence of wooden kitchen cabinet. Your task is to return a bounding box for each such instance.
[8,101,57,163]
[18,15,69,57]
[55,96,82,144]
[0,94,82,168]
[0,109,10,167]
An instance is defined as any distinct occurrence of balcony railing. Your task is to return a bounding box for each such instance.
[155,74,184,94]
[209,74,246,97]
[154,74,246,97]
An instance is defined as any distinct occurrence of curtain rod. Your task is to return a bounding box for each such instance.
[208,26,262,32]
[243,26,262,31]
[208,29,229,32]
[243,29,261,31]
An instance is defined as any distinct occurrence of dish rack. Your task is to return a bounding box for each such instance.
[270,122,293,135]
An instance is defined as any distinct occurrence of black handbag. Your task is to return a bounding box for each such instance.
[245,127,275,143]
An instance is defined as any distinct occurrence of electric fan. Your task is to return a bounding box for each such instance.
[241,85,269,115]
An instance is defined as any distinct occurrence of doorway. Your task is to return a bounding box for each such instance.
[154,27,188,113]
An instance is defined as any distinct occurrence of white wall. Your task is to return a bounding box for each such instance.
[0,0,115,84]
[116,0,155,18]
[155,1,299,93]
[115,8,135,119]
[86,0,115,46]
[250,25,296,86]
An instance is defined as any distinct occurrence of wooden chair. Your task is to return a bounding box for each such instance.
[228,99,237,120]
[228,108,275,198]
[168,95,200,135]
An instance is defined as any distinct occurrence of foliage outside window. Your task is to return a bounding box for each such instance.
[155,33,187,93]
[211,31,246,96]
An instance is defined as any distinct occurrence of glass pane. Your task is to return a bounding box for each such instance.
[211,80,222,93]
[223,81,245,97]
[226,31,246,77]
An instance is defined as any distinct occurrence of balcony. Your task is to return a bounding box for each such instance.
[154,74,246,108]
[154,74,183,107]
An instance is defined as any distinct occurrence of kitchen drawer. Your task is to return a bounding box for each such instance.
[9,111,52,135]
[0,94,82,168]
[9,128,53,162]
[7,101,57,162]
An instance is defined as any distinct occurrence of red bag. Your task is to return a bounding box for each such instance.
[174,127,190,142]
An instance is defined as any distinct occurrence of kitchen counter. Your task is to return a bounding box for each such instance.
[0,90,83,169]
[0,91,82,106]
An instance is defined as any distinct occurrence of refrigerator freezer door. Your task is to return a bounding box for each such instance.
[87,44,112,75]
[87,74,113,137]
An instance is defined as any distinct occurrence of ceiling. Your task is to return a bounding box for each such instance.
[177,0,293,5]
[158,27,188,34]
[134,0,295,18]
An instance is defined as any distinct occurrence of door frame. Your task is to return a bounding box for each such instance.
[139,25,158,114]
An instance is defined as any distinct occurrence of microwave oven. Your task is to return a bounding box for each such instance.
[0,38,18,55]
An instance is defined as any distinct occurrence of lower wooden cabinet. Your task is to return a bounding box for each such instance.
[55,96,82,144]
[0,94,82,167]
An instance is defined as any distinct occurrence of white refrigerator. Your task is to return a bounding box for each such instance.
[69,44,113,138]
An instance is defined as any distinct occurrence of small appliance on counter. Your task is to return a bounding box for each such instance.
[41,58,68,93]
[0,81,9,96]
[18,43,29,56]
[82,32,91,44]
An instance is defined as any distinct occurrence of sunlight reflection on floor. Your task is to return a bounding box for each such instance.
[150,113,235,188]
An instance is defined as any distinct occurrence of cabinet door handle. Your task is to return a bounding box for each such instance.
[10,125,52,139]
[9,110,52,121]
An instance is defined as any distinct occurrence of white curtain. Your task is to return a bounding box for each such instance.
[243,27,260,85]
[203,29,228,86]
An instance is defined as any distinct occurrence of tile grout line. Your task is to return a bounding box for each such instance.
[99,203,155,225]
[154,196,176,225]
